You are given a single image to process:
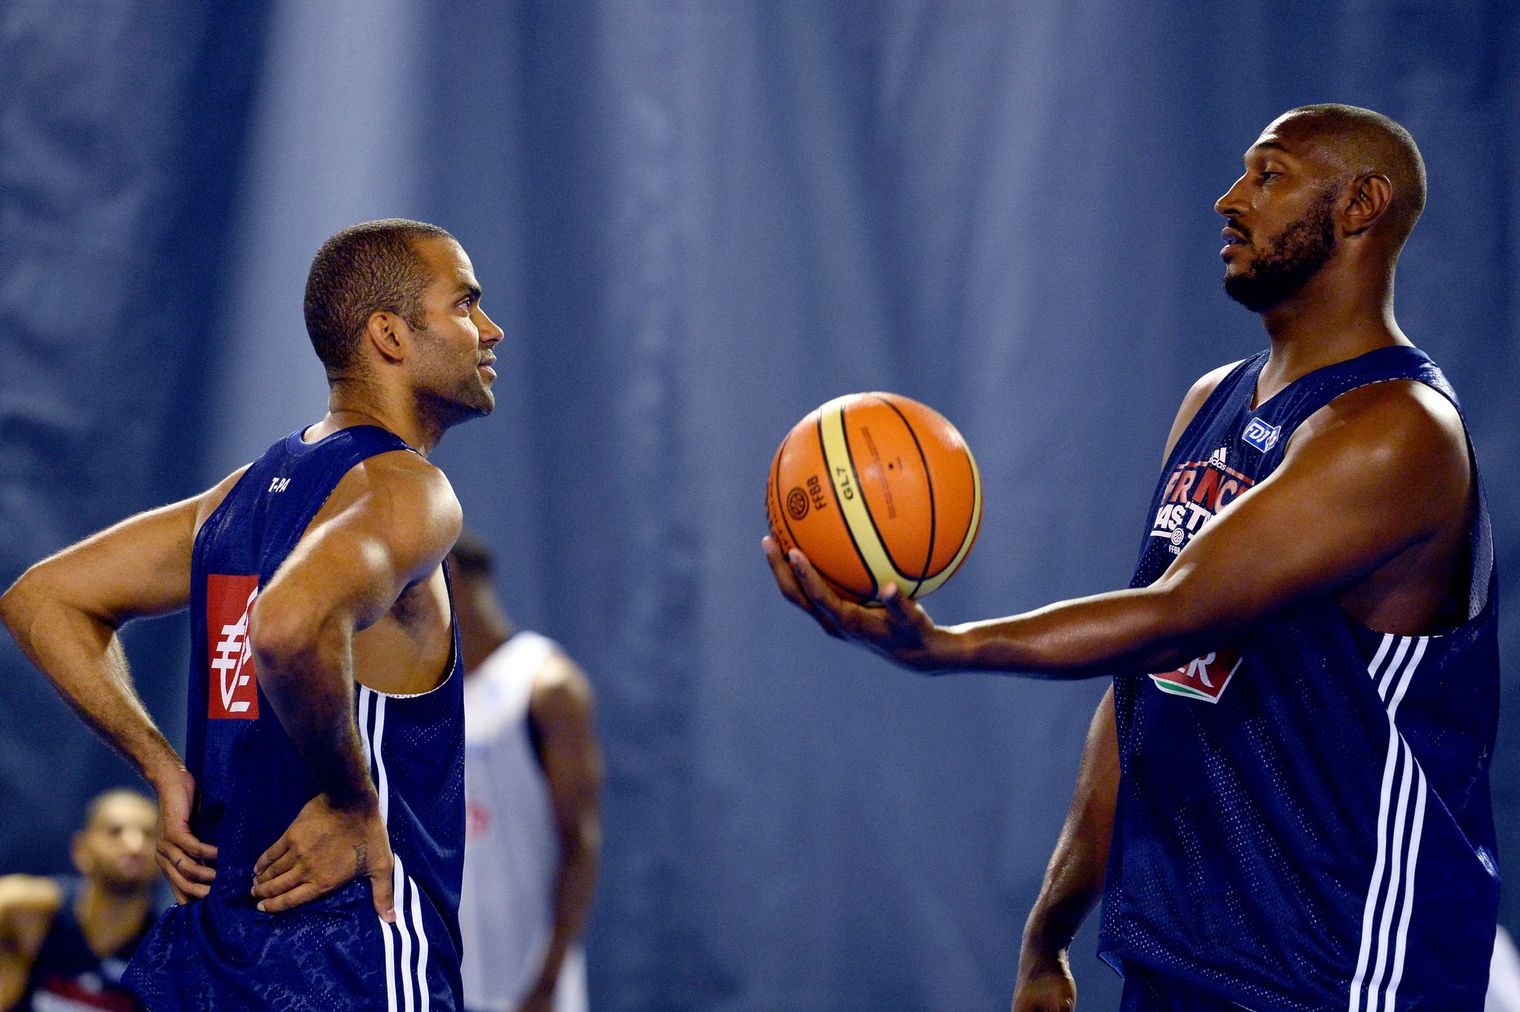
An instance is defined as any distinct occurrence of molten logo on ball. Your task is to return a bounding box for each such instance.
[787,487,810,520]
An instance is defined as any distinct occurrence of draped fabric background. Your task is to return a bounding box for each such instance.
[3,2,1517,1008]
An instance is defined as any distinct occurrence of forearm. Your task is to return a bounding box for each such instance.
[1022,690,1118,956]
[253,616,375,811]
[535,826,600,991]
[942,580,1226,678]
[0,583,181,782]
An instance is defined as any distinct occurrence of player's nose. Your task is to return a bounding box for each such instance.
[1215,173,1248,218]
[476,307,505,347]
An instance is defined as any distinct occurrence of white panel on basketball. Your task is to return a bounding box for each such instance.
[913,443,981,598]
[818,397,912,600]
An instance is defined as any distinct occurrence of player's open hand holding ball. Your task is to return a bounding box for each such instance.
[763,392,981,672]
[251,793,397,922]
[762,536,948,672]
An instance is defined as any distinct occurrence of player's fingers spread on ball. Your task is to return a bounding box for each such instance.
[762,538,813,610]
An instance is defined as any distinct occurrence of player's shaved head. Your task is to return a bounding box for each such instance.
[1269,104,1426,253]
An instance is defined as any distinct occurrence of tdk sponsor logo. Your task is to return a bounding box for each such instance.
[1241,417,1281,453]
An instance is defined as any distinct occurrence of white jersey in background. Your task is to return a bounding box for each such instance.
[459,632,589,1012]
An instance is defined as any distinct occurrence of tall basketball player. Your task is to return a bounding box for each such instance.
[764,105,1498,1010]
[0,218,504,1009]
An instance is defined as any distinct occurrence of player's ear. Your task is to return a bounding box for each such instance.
[364,310,412,365]
[1342,173,1392,236]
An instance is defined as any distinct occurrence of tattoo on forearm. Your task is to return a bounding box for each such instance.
[354,841,369,877]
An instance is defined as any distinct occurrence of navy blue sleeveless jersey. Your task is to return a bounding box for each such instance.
[123,426,467,1011]
[1096,346,1500,1011]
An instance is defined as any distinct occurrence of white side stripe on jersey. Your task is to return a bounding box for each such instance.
[1348,635,1430,1012]
[360,688,431,1012]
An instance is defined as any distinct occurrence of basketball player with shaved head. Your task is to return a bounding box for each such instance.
[766,105,1499,1010]
[1,218,505,1008]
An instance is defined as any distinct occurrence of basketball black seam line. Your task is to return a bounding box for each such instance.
[957,440,981,561]
[815,407,877,601]
[872,395,936,596]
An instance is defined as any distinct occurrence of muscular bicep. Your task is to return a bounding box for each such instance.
[1153,382,1468,635]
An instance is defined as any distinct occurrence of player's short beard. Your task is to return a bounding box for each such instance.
[1223,190,1339,313]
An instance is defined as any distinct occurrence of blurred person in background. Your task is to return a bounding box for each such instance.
[0,789,162,1011]
[449,532,601,1012]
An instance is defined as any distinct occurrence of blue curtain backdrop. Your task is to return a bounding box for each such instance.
[3,2,1517,1008]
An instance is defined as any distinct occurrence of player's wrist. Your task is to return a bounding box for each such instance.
[928,624,975,671]
[323,784,381,816]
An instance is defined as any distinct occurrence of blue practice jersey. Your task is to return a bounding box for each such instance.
[125,426,466,1011]
[1097,346,1500,1011]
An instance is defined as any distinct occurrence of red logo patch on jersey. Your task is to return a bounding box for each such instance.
[207,574,260,719]
[1149,648,1242,703]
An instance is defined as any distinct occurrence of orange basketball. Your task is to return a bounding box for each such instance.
[765,392,982,604]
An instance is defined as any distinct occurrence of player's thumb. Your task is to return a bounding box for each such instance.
[371,853,397,923]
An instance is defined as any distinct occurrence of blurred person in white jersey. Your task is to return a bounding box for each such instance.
[448,531,602,1012]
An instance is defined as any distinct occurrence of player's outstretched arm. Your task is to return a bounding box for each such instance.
[247,452,461,921]
[1012,688,1118,1012]
[767,378,1469,678]
[521,654,603,1012]
[0,473,246,902]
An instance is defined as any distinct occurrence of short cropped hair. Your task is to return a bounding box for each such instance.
[448,528,495,579]
[303,218,456,375]
[1285,104,1427,251]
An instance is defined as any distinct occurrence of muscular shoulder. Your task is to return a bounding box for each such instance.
[0,875,61,948]
[1289,379,1471,521]
[320,451,462,553]
[1162,360,1245,461]
[1295,379,1466,472]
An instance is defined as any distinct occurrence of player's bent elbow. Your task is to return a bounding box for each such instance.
[247,590,327,682]
[0,568,46,643]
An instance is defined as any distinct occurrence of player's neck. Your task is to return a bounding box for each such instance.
[76,879,150,956]
[314,386,438,455]
[1254,267,1407,404]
